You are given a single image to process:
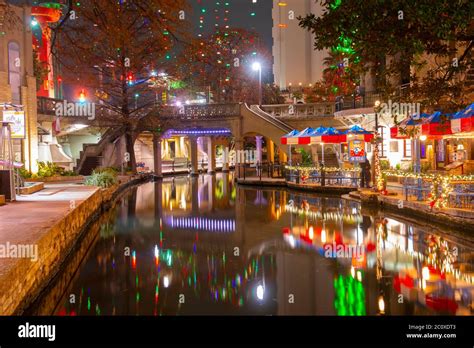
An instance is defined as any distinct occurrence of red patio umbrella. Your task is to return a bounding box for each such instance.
[421,112,453,137]
[451,103,474,133]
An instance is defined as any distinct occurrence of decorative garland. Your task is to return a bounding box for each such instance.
[286,165,361,183]
[382,170,474,182]
[286,165,360,173]
[382,170,436,180]
[382,170,474,208]
[428,175,452,209]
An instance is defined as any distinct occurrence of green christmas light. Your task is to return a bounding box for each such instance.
[330,0,342,10]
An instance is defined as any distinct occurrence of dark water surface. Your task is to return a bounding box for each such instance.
[50,173,473,316]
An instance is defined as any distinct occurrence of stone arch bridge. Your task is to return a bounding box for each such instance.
[37,97,342,175]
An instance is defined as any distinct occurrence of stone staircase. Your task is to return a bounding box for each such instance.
[315,145,340,167]
[74,126,126,175]
[78,156,102,176]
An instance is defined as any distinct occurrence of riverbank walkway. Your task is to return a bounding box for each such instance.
[0,182,97,279]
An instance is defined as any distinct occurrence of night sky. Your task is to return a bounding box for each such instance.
[7,0,273,54]
[189,0,273,52]
[8,0,275,85]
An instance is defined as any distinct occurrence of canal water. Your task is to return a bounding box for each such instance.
[48,173,473,316]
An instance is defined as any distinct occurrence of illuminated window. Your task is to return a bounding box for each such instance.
[8,41,21,104]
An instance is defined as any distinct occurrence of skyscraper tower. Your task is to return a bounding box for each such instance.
[272,0,328,90]
[192,0,263,37]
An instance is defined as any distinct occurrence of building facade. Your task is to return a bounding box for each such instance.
[272,0,328,90]
[0,2,38,172]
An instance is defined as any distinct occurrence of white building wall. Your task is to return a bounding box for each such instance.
[272,0,328,90]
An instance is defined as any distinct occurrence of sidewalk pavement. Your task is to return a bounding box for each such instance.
[0,182,97,277]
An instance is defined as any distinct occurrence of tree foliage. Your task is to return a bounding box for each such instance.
[299,0,474,111]
[177,28,271,104]
[54,0,189,170]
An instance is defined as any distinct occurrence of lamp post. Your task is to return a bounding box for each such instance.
[252,62,262,106]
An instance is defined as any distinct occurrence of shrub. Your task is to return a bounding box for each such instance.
[380,160,390,171]
[62,170,77,176]
[36,161,78,177]
[85,169,118,188]
[18,168,32,179]
[94,167,119,175]
[297,148,313,166]
[37,161,60,177]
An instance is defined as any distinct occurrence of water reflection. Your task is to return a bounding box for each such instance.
[53,173,473,316]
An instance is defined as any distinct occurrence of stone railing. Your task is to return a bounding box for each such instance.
[37,96,63,116]
[159,103,241,119]
[260,103,335,119]
[37,96,119,120]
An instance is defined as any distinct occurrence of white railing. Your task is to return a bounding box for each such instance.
[260,103,335,118]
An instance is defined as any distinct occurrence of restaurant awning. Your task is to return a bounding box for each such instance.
[390,113,433,139]
[451,103,474,133]
[421,112,453,137]
[344,125,375,142]
[281,125,373,145]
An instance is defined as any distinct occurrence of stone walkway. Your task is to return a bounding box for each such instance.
[0,182,97,277]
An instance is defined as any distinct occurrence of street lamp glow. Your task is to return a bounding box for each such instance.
[374,100,381,107]
[31,19,38,27]
[256,284,264,300]
[252,62,261,71]
[420,135,427,141]
[78,90,86,103]
[252,62,263,105]
[378,296,385,314]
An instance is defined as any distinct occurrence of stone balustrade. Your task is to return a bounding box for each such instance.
[159,103,241,119]
[260,103,335,119]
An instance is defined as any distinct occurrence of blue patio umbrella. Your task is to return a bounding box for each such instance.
[323,127,341,135]
[283,129,299,138]
[296,127,315,137]
[344,125,372,134]
[306,126,327,136]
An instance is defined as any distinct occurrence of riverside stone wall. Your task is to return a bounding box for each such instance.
[0,175,151,315]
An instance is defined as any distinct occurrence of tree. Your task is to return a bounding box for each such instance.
[299,0,474,111]
[54,0,189,171]
[177,28,272,104]
[303,81,333,103]
[262,84,285,104]
[322,51,360,97]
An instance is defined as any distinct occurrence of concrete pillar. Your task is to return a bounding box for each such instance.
[256,135,263,164]
[267,139,275,163]
[179,136,186,157]
[207,137,216,174]
[153,134,162,178]
[190,137,199,176]
[197,137,205,165]
[279,148,287,163]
